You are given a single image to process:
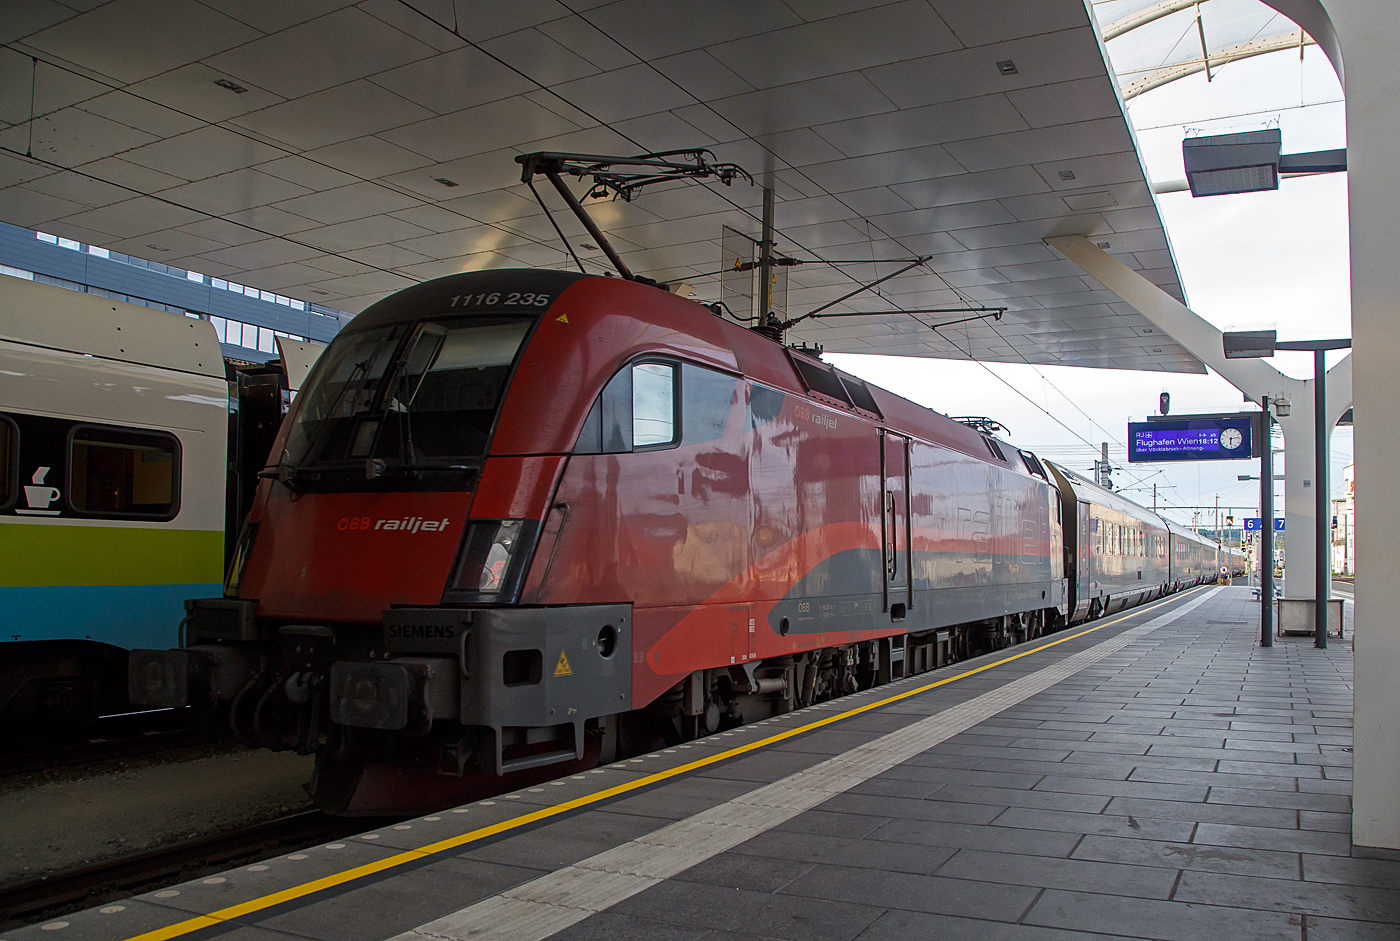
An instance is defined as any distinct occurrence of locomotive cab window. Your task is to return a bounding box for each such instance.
[68,426,179,519]
[386,319,532,458]
[282,315,532,472]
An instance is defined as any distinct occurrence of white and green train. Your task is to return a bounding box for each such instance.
[0,275,318,729]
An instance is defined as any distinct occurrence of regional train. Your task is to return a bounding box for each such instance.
[0,274,321,734]
[123,268,1244,814]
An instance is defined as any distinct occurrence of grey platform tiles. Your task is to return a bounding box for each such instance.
[11,586,1391,941]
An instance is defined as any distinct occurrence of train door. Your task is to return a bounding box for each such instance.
[227,365,288,565]
[882,432,911,618]
[1077,502,1093,617]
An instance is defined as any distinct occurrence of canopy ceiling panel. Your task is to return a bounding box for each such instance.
[0,0,1205,372]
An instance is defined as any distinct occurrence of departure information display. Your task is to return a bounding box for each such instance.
[1127,417,1255,462]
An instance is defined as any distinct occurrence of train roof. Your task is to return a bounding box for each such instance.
[1164,518,1220,547]
[0,274,224,378]
[347,269,594,332]
[344,269,1031,473]
[1045,460,1167,526]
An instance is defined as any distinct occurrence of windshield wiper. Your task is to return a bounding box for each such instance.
[389,357,419,467]
[282,333,399,489]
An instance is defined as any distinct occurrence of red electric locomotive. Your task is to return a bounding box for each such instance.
[132,267,1073,814]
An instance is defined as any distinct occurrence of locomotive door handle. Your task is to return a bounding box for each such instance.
[885,490,896,575]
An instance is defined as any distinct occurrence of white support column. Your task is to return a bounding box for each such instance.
[1046,237,1351,600]
[1298,0,1400,850]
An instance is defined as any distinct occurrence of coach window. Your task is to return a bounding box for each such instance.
[0,417,15,509]
[68,426,179,519]
[632,362,676,448]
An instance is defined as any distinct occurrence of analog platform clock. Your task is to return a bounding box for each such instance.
[1219,427,1244,450]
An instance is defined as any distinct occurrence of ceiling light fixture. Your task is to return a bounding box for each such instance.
[1059,170,1076,181]
[433,177,459,187]
[996,60,1018,75]
[147,243,169,251]
[213,78,248,94]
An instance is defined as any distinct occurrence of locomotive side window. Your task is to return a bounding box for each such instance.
[574,364,636,454]
[0,417,15,509]
[633,362,676,447]
[576,360,732,454]
[68,426,179,520]
[575,399,603,454]
[681,364,737,445]
[600,364,632,452]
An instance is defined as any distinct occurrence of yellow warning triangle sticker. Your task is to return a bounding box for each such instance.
[556,314,569,323]
[554,650,572,677]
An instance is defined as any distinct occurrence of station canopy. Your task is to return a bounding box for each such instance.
[0,0,1310,374]
[1096,0,1316,102]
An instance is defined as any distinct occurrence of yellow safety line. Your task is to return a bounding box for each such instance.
[123,587,1207,941]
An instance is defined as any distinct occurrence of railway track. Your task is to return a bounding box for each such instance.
[0,811,402,928]
[0,709,202,778]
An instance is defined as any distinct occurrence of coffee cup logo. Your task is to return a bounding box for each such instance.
[22,467,61,515]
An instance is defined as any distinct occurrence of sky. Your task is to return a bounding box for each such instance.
[829,37,1351,531]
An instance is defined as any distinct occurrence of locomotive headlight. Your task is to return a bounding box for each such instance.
[224,522,259,597]
[478,520,521,591]
[448,519,536,601]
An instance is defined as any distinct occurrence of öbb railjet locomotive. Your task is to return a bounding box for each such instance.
[130,269,1240,814]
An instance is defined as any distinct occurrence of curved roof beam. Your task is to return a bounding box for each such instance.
[1122,30,1314,99]
[1102,0,1200,41]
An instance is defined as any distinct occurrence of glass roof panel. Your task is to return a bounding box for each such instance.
[1093,0,1307,92]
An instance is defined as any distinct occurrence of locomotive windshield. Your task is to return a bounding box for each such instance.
[280,316,532,478]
